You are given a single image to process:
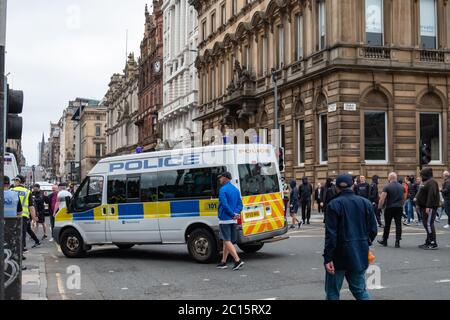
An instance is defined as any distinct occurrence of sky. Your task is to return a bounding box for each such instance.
[5,0,152,165]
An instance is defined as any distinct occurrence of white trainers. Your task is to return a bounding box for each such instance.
[443,224,450,229]
[49,238,54,242]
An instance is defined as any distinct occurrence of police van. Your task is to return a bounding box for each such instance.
[54,144,288,263]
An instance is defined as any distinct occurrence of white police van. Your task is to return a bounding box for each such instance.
[54,144,288,263]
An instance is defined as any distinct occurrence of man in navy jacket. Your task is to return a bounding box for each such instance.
[323,174,378,300]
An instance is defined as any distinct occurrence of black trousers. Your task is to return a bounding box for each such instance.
[22,217,39,248]
[373,203,382,226]
[316,200,323,213]
[382,207,403,241]
[301,200,311,223]
[420,207,437,244]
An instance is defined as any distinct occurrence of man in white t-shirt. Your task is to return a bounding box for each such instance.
[54,183,73,215]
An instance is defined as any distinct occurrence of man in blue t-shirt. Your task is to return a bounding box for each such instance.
[216,171,245,271]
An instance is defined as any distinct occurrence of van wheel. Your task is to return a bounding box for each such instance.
[187,228,217,263]
[115,244,135,250]
[60,228,87,258]
[238,242,264,253]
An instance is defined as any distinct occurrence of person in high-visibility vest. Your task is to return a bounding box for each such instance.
[12,175,41,251]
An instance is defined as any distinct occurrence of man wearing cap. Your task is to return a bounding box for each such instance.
[216,171,245,271]
[11,175,41,251]
[323,174,378,300]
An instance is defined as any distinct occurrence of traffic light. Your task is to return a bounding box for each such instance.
[277,147,285,173]
[420,143,431,166]
[5,84,23,140]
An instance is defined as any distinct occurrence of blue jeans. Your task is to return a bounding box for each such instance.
[443,199,450,220]
[405,199,415,223]
[325,269,371,300]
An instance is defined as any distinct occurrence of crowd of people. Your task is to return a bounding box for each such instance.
[3,176,75,268]
[282,168,450,249]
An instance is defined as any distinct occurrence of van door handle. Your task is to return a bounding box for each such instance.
[102,207,107,216]
[110,207,115,215]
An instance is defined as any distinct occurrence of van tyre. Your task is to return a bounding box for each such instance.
[115,244,135,250]
[238,242,264,253]
[187,228,217,263]
[60,228,87,258]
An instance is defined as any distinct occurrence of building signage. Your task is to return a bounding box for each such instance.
[328,103,337,113]
[343,103,357,111]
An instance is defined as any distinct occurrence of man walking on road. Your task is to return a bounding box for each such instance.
[416,167,440,250]
[378,172,405,248]
[442,171,450,229]
[289,180,301,229]
[12,175,41,251]
[216,171,245,271]
[355,175,370,199]
[32,183,48,240]
[369,175,383,228]
[323,174,378,300]
[299,177,313,225]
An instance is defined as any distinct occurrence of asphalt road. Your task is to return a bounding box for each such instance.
[27,217,450,300]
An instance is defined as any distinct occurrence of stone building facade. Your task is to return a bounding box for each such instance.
[136,2,164,151]
[192,0,450,185]
[58,104,78,182]
[105,53,139,156]
[160,0,200,148]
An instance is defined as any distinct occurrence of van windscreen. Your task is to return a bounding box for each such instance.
[238,163,280,196]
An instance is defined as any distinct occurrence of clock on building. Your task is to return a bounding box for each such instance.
[154,60,161,73]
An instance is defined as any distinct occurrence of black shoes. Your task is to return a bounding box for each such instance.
[216,262,228,269]
[298,222,303,228]
[31,242,41,248]
[233,260,245,271]
[395,241,400,248]
[418,243,430,249]
[377,239,388,247]
[423,243,438,250]
[42,234,48,241]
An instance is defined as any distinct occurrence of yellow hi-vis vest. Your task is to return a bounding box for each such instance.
[12,186,31,218]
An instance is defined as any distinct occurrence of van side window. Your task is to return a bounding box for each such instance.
[73,176,104,212]
[127,176,140,202]
[238,163,280,196]
[107,176,127,204]
[141,173,158,202]
[157,166,226,201]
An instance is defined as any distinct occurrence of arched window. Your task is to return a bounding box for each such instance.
[419,92,443,163]
[362,90,389,162]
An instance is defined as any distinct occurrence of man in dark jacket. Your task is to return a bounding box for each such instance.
[323,174,378,300]
[298,177,313,224]
[355,175,370,199]
[442,171,450,229]
[314,183,324,213]
[321,178,337,223]
[405,175,419,225]
[416,167,440,250]
[289,180,301,229]
[369,175,383,227]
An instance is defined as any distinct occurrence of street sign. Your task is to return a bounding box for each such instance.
[343,103,357,111]
[328,103,337,113]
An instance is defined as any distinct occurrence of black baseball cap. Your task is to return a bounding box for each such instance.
[4,176,10,185]
[217,171,232,180]
[33,183,40,188]
[14,175,26,183]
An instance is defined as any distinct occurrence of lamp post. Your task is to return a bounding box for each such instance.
[0,0,6,301]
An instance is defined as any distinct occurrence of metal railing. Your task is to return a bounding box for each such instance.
[362,46,391,59]
[419,50,444,62]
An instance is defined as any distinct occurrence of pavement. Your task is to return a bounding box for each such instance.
[20,212,450,300]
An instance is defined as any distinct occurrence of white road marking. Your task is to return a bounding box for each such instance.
[55,273,68,300]
[433,259,440,262]
[240,275,247,277]
[260,297,277,300]
[109,270,114,273]
[289,254,296,256]
[121,287,128,290]
[368,285,386,290]
[273,271,280,274]
[290,232,445,239]
[76,293,83,296]
[404,261,410,264]
[162,283,170,286]
[54,260,59,263]
[57,245,62,253]
[435,280,450,283]
[311,268,318,270]
[203,279,210,282]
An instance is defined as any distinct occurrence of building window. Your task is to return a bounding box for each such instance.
[202,20,207,41]
[95,144,101,157]
[420,0,437,49]
[232,0,237,16]
[295,15,304,61]
[420,113,441,162]
[221,62,225,95]
[319,114,328,163]
[298,120,305,165]
[221,2,226,25]
[263,36,268,75]
[364,111,387,162]
[318,1,326,50]
[277,25,284,68]
[279,124,285,149]
[95,125,101,137]
[211,11,216,33]
[365,0,384,46]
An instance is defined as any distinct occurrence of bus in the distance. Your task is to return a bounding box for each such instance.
[54,144,288,263]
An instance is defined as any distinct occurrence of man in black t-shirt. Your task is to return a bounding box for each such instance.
[378,172,405,248]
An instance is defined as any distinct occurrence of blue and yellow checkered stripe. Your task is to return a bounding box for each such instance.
[56,199,219,222]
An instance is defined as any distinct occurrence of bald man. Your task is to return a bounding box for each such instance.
[377,172,405,248]
[442,171,450,229]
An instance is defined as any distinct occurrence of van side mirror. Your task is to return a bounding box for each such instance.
[65,196,72,212]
